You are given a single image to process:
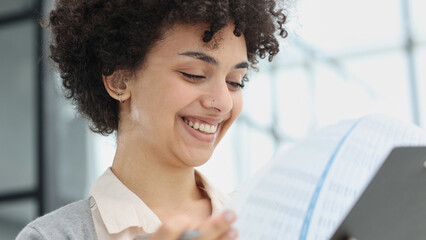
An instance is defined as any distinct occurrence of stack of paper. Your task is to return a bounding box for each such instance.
[226,115,426,240]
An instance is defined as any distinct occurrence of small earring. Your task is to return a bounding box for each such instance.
[116,92,124,103]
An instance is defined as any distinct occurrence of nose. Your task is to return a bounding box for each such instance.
[201,80,233,113]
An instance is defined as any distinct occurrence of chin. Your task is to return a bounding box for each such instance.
[182,150,213,167]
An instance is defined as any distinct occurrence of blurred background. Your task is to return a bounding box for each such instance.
[0,0,425,238]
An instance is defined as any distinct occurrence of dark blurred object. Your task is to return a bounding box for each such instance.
[332,147,426,240]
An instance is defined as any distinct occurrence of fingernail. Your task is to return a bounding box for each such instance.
[227,229,238,238]
[223,211,236,222]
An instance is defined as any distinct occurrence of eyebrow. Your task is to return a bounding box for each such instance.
[179,51,249,69]
[234,62,249,69]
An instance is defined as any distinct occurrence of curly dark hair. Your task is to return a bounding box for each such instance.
[48,0,288,135]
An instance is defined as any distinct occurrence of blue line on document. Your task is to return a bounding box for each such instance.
[298,118,363,240]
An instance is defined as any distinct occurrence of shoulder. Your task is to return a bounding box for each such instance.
[16,198,96,240]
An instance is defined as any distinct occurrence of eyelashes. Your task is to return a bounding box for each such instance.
[180,72,205,81]
[179,71,246,90]
[226,80,245,91]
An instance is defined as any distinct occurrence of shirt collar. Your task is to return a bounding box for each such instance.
[90,168,228,234]
[195,170,229,216]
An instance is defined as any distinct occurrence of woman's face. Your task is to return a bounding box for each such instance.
[124,22,247,167]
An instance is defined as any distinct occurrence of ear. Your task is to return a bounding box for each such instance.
[102,70,131,103]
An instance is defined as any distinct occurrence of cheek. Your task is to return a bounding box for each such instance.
[215,94,242,144]
[129,101,141,122]
[221,94,243,130]
[232,93,243,119]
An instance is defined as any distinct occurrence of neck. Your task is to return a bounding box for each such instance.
[111,132,204,212]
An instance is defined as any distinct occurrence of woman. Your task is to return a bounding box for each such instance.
[17,0,287,239]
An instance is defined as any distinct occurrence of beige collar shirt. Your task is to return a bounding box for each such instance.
[90,168,229,240]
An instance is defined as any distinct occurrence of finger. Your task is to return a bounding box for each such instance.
[150,215,192,240]
[197,210,236,240]
[218,228,238,240]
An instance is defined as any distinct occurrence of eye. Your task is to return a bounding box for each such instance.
[226,74,247,91]
[226,81,245,91]
[179,71,205,82]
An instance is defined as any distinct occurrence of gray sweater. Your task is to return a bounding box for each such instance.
[15,198,97,239]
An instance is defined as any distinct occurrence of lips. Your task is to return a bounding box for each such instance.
[182,117,217,134]
[178,115,225,143]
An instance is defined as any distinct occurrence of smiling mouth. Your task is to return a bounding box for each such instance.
[181,117,218,134]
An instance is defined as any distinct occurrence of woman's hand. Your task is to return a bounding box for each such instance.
[149,210,238,240]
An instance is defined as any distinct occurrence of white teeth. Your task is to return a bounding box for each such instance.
[183,118,217,134]
[204,125,210,133]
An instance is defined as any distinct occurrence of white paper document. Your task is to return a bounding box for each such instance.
[225,115,426,240]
